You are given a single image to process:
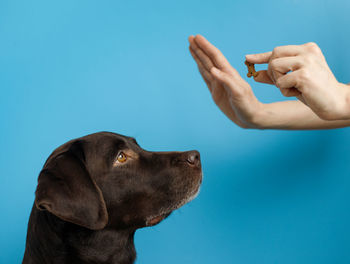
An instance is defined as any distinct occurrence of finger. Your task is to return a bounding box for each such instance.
[275,71,298,90]
[198,66,212,92]
[271,45,304,58]
[189,36,215,72]
[279,87,301,97]
[245,52,272,64]
[275,71,303,97]
[270,56,303,85]
[253,70,274,85]
[189,46,214,92]
[194,35,236,74]
[189,47,213,83]
[246,44,306,65]
[189,36,214,71]
[270,56,303,74]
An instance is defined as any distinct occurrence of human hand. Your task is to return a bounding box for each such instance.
[188,35,264,128]
[246,43,350,120]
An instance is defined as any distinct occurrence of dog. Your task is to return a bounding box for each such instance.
[22,132,202,264]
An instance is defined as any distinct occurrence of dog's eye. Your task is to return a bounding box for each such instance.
[117,152,127,163]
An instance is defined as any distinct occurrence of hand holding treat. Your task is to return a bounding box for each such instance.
[246,43,350,120]
[189,34,350,129]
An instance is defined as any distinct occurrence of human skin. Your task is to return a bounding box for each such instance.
[188,34,350,130]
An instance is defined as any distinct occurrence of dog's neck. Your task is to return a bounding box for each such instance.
[23,206,137,264]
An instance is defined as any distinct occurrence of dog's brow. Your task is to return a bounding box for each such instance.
[130,138,138,145]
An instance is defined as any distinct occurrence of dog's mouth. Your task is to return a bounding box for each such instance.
[146,179,202,227]
[147,212,172,226]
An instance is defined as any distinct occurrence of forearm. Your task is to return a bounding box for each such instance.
[256,100,350,130]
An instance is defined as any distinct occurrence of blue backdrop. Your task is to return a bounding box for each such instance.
[1,0,350,263]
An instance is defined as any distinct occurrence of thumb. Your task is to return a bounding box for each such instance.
[245,51,272,64]
[254,70,274,85]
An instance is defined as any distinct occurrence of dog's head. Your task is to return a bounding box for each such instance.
[35,132,202,230]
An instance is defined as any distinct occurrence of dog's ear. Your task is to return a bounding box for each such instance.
[35,141,108,230]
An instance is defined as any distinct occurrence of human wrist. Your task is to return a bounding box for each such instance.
[341,82,350,119]
[327,82,350,120]
[245,102,269,129]
[315,82,350,121]
[250,101,310,130]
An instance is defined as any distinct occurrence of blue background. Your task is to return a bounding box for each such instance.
[1,0,350,263]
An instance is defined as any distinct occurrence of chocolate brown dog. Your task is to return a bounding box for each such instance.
[23,132,202,264]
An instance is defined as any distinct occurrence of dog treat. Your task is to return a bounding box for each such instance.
[245,61,258,78]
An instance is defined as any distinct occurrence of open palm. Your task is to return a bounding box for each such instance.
[188,35,262,128]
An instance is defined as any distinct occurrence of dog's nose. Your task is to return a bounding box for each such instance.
[186,151,201,167]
